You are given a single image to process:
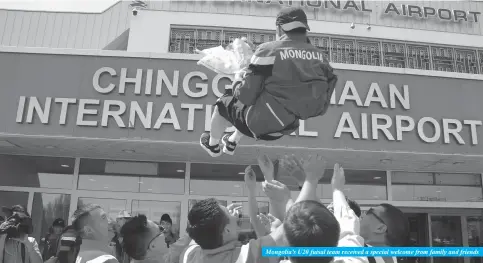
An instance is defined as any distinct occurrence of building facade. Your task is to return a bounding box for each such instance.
[1,1,483,263]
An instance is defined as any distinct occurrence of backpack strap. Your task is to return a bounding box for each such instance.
[182,244,200,263]
[232,246,244,263]
[21,243,26,263]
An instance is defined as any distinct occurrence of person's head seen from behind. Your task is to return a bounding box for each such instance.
[120,214,167,261]
[275,7,310,40]
[116,210,132,234]
[186,198,239,250]
[72,204,110,243]
[284,200,340,263]
[360,203,409,247]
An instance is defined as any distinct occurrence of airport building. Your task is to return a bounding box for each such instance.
[0,1,482,262]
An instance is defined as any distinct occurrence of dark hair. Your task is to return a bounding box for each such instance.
[379,203,409,246]
[72,204,101,233]
[120,215,152,260]
[284,201,340,263]
[347,198,361,218]
[285,27,307,34]
[160,214,172,224]
[186,198,229,250]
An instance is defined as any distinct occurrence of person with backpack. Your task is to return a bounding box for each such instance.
[120,214,169,263]
[200,6,337,157]
[41,218,65,261]
[61,204,119,263]
[0,205,43,263]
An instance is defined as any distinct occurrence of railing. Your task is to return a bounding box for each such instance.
[169,26,483,75]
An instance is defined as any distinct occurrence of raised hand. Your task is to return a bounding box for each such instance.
[267,214,282,233]
[227,203,243,217]
[244,165,258,193]
[262,180,290,203]
[331,163,346,191]
[257,154,275,181]
[279,155,306,187]
[257,213,271,233]
[300,154,327,183]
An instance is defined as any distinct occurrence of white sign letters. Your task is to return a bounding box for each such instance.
[332,81,482,145]
[14,67,482,145]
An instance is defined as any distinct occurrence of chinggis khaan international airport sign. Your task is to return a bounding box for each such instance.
[244,0,481,23]
[14,66,482,146]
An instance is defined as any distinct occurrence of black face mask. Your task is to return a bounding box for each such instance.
[0,213,33,238]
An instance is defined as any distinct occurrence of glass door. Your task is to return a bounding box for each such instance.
[406,213,430,263]
[430,215,463,263]
[131,199,182,238]
[466,215,483,263]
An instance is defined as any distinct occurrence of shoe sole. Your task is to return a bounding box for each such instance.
[200,138,222,158]
[222,136,236,156]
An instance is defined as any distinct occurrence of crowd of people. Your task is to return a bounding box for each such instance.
[0,154,411,263]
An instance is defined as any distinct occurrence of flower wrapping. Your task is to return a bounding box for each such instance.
[197,38,255,75]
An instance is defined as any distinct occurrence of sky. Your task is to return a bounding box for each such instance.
[0,0,120,13]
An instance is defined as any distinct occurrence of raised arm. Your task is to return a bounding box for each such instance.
[258,154,291,222]
[331,164,367,263]
[245,165,269,238]
[289,154,326,203]
[332,163,351,221]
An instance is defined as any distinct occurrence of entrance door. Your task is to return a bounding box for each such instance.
[406,213,429,263]
[430,215,463,263]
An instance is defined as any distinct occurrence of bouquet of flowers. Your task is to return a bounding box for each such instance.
[196,37,255,76]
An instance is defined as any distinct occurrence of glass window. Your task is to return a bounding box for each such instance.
[431,216,463,263]
[234,201,269,244]
[0,191,29,220]
[131,200,181,238]
[467,215,483,263]
[190,163,266,197]
[0,155,75,189]
[318,169,387,200]
[78,159,185,194]
[188,199,227,212]
[392,172,483,202]
[31,193,70,249]
[78,197,128,221]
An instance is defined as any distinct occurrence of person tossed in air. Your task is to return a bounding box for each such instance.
[200,6,338,157]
